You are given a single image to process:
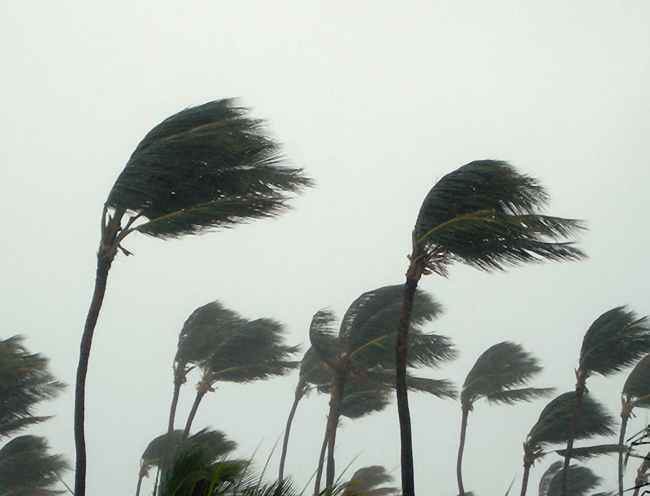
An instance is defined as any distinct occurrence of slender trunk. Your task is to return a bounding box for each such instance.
[619,410,630,496]
[160,373,184,481]
[135,473,144,496]
[314,423,329,495]
[75,257,113,496]
[632,449,650,496]
[279,385,305,481]
[562,380,586,496]
[325,375,346,488]
[519,462,532,496]
[396,261,421,496]
[183,390,206,440]
[456,407,470,496]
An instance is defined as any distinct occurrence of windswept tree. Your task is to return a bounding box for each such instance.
[520,392,616,496]
[563,306,650,495]
[310,285,457,490]
[75,98,312,496]
[456,342,553,496]
[182,303,298,439]
[395,160,585,496]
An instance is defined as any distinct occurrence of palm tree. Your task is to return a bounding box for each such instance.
[538,462,603,496]
[309,285,457,490]
[0,336,65,439]
[456,342,553,496]
[618,353,650,495]
[0,435,69,495]
[181,303,299,439]
[343,465,399,496]
[563,306,650,495]
[75,99,312,496]
[520,392,615,496]
[278,347,333,482]
[395,160,586,496]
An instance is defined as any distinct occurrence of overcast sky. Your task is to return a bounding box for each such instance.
[2,2,650,495]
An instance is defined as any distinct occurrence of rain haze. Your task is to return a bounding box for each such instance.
[1,2,650,495]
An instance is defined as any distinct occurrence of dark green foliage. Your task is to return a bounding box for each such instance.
[526,392,616,456]
[343,466,399,496]
[106,99,313,239]
[622,354,650,408]
[554,444,626,461]
[0,435,69,495]
[461,341,553,409]
[412,160,585,275]
[538,462,602,496]
[0,336,65,439]
[579,307,650,378]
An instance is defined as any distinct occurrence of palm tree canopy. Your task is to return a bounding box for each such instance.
[310,285,454,372]
[0,435,69,495]
[297,346,334,389]
[105,99,313,239]
[461,341,553,409]
[538,462,602,496]
[344,466,399,496]
[412,160,585,274]
[622,353,650,408]
[526,392,616,451]
[579,306,650,378]
[0,336,66,439]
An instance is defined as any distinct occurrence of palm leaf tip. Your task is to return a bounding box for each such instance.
[105,98,313,239]
[413,160,586,273]
[579,306,650,377]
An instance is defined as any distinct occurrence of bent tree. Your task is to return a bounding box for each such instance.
[395,160,586,496]
[75,99,312,496]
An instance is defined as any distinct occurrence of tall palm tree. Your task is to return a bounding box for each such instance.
[310,285,457,490]
[563,307,650,495]
[0,435,69,495]
[75,99,312,496]
[278,346,333,482]
[520,392,615,496]
[456,342,553,496]
[181,304,298,439]
[618,354,650,496]
[395,160,586,496]
[0,336,65,439]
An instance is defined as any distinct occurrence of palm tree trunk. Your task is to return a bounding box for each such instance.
[135,473,144,496]
[456,407,470,496]
[160,373,184,481]
[314,424,329,495]
[562,381,586,496]
[325,375,346,488]
[519,461,532,496]
[619,411,630,496]
[279,385,305,481]
[183,390,206,440]
[396,259,422,496]
[75,257,113,496]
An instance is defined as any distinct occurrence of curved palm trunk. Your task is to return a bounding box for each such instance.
[183,390,206,440]
[396,258,423,496]
[562,379,586,496]
[325,375,346,488]
[619,410,630,496]
[135,473,144,496]
[75,257,113,496]
[519,461,532,496]
[314,424,329,495]
[279,384,306,481]
[456,406,470,496]
[159,372,185,481]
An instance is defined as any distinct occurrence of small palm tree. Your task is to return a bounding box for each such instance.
[563,306,650,496]
[75,99,312,496]
[181,303,298,439]
[0,435,69,495]
[0,336,65,439]
[618,354,650,495]
[456,342,553,496]
[309,285,456,490]
[520,392,615,496]
[395,160,586,496]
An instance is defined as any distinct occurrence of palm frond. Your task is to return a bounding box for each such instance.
[298,347,334,387]
[554,444,626,461]
[579,306,650,378]
[485,387,555,406]
[309,309,341,368]
[340,383,392,419]
[526,392,616,451]
[106,99,313,239]
[367,369,458,400]
[538,462,602,496]
[623,353,650,408]
[413,160,586,273]
[343,465,399,496]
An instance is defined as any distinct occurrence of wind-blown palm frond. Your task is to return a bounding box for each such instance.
[366,369,457,400]
[0,336,65,439]
[309,310,342,370]
[554,444,625,461]
[339,382,392,419]
[579,307,650,378]
[343,466,399,496]
[0,435,69,495]
[538,462,602,496]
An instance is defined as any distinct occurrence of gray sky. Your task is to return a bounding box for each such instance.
[1,2,650,495]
